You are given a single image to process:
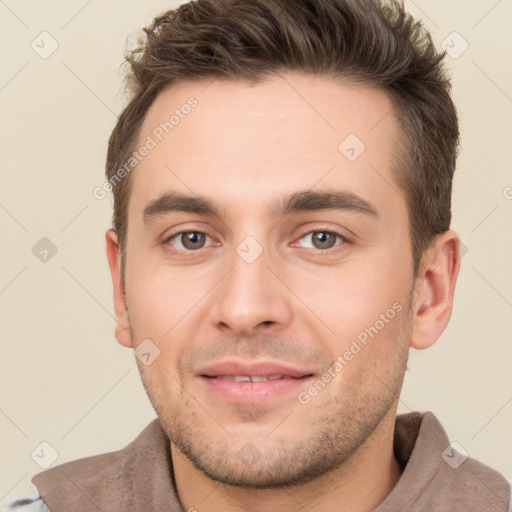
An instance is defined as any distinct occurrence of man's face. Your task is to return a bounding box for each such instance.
[119,73,417,486]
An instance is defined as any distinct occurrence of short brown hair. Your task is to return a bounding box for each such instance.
[106,0,459,276]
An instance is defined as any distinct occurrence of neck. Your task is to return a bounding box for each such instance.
[172,411,402,512]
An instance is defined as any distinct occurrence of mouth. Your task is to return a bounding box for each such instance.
[197,360,315,404]
[206,374,302,382]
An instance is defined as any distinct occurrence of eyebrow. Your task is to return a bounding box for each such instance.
[142,189,379,223]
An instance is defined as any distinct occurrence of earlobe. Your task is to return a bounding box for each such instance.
[410,230,461,350]
[105,229,133,348]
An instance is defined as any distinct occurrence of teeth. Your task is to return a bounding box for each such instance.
[250,376,268,382]
[216,375,284,382]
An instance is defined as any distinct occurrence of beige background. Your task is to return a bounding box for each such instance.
[1,0,511,503]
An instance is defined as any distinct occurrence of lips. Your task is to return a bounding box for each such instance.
[198,360,313,380]
[197,360,314,404]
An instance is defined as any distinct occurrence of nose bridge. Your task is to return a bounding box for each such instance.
[210,235,292,334]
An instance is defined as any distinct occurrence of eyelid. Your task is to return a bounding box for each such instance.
[164,229,217,250]
[291,227,352,253]
[162,221,216,242]
[162,226,352,253]
[294,226,352,243]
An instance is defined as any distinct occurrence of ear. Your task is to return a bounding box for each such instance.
[410,229,461,350]
[105,229,133,348]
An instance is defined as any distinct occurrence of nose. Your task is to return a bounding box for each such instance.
[209,241,293,336]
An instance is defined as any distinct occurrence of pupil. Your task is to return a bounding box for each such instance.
[183,232,204,249]
[313,232,335,249]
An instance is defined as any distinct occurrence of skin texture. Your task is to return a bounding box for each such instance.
[106,72,460,511]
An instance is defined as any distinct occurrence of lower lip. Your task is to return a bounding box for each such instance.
[199,376,313,404]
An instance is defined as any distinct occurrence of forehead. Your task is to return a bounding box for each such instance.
[129,72,405,221]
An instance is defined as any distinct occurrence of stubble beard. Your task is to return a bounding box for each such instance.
[128,298,413,489]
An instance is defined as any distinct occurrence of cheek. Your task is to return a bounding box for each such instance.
[125,266,216,373]
[125,266,185,342]
[127,249,190,308]
[285,257,410,352]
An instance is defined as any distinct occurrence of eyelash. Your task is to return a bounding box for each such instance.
[164,228,350,254]
[294,230,347,252]
[165,230,215,252]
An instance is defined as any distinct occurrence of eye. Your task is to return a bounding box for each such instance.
[297,230,345,250]
[167,231,214,251]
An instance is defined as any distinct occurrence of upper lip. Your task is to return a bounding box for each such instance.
[198,359,314,378]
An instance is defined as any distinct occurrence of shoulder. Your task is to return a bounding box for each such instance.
[29,419,169,512]
[429,420,512,509]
